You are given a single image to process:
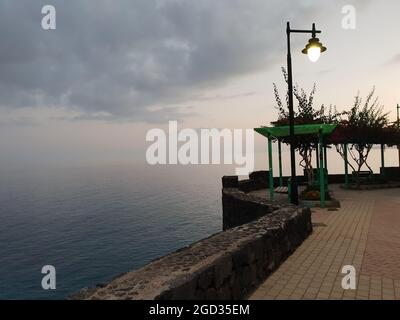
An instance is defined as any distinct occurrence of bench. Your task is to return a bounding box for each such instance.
[352,170,373,183]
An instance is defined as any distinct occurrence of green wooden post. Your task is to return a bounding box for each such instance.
[316,147,319,170]
[268,135,274,201]
[319,131,325,208]
[344,143,349,189]
[324,145,328,185]
[278,140,283,187]
[381,144,385,177]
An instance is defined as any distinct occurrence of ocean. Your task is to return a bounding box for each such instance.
[0,146,398,299]
[0,165,224,299]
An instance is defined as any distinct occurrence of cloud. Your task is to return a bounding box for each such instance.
[0,0,327,123]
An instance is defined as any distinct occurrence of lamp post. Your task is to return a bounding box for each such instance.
[286,22,326,205]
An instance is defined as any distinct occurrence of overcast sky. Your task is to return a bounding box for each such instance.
[1,0,399,170]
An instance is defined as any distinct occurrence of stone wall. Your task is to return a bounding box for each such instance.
[222,188,283,230]
[221,173,268,193]
[222,171,283,230]
[222,169,400,230]
[72,206,312,300]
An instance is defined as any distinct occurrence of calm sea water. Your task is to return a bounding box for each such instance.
[1,147,398,300]
[0,165,226,300]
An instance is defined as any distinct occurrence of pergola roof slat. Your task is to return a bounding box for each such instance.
[254,124,337,139]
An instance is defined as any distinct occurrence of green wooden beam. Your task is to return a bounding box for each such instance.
[255,124,337,138]
[268,135,274,201]
[324,145,328,185]
[344,143,349,189]
[319,131,326,208]
[278,140,283,187]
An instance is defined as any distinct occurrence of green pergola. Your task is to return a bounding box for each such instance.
[254,124,337,208]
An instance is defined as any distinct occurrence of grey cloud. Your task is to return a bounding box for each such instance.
[190,91,259,102]
[0,116,40,127]
[0,0,329,122]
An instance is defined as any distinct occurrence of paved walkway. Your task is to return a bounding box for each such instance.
[249,185,400,300]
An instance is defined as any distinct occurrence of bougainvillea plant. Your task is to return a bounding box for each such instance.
[328,88,394,186]
[270,67,340,186]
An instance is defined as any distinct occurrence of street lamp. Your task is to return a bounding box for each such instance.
[286,22,327,205]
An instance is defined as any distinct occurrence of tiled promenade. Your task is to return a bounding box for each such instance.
[249,185,400,300]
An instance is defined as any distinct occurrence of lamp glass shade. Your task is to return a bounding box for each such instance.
[302,37,326,62]
[307,46,321,62]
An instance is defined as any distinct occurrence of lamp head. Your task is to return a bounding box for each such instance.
[302,37,327,62]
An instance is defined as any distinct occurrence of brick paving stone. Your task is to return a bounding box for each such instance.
[248,185,400,300]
